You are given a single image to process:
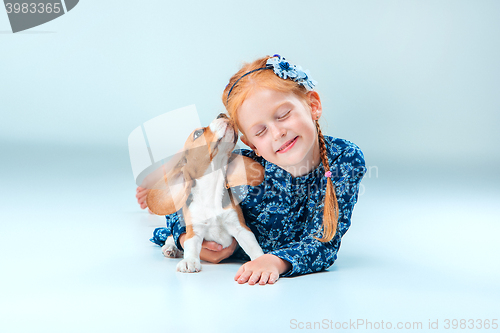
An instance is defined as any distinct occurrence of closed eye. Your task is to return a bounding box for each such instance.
[255,127,266,137]
[278,110,291,120]
[254,110,290,137]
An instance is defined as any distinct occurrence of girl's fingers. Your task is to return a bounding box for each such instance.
[259,272,271,285]
[136,188,151,211]
[234,266,245,281]
[199,241,229,263]
[268,272,279,284]
[248,271,262,285]
[237,269,253,284]
[138,193,148,207]
[202,241,223,252]
[234,264,278,286]
[136,188,149,196]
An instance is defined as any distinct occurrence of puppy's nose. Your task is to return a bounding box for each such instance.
[217,113,228,119]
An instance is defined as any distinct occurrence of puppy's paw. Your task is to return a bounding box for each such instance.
[161,244,183,258]
[176,257,202,273]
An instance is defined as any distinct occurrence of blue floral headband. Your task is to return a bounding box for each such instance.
[226,54,317,104]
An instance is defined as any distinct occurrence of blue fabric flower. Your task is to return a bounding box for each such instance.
[266,55,317,91]
[295,67,317,90]
[268,57,297,80]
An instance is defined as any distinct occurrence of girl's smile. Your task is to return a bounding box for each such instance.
[276,136,298,153]
[237,88,323,177]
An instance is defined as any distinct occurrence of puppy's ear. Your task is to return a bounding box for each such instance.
[226,153,264,187]
[147,167,192,216]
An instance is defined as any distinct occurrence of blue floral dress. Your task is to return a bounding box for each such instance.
[150,136,366,277]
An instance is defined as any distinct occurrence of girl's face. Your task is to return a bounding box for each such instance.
[237,88,322,177]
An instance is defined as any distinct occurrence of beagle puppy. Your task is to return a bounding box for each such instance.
[147,113,265,272]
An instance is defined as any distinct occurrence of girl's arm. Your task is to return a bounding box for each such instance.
[178,233,238,263]
[234,143,366,282]
[149,209,238,264]
[234,254,291,285]
[169,212,238,263]
[136,187,153,213]
[234,197,359,283]
[269,148,366,277]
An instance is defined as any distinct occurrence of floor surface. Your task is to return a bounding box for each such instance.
[1,143,499,333]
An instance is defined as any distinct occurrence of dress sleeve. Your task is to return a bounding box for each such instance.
[269,234,341,277]
[149,211,187,250]
[270,144,366,277]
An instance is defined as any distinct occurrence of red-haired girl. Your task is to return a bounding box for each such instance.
[142,55,366,285]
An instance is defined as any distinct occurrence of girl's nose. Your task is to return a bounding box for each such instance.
[270,124,286,140]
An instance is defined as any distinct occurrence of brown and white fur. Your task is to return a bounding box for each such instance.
[146,114,265,272]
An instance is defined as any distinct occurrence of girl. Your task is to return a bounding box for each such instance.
[138,55,366,285]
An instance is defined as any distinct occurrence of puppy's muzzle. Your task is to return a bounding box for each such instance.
[216,113,237,143]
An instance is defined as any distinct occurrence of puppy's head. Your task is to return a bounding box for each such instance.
[146,113,242,215]
[181,113,237,179]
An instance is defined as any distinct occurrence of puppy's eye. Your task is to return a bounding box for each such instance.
[193,128,205,140]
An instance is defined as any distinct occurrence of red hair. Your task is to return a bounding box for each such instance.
[222,55,339,243]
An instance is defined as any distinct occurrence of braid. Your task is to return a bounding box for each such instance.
[315,120,339,243]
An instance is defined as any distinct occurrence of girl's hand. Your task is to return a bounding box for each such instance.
[179,233,238,264]
[136,187,153,214]
[234,254,291,285]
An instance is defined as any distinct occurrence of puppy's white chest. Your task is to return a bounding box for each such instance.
[189,205,239,248]
[187,171,238,247]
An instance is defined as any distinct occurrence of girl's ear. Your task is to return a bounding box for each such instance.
[240,135,260,156]
[307,91,323,120]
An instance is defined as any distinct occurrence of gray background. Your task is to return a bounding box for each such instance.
[1,0,499,170]
[1,1,499,332]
